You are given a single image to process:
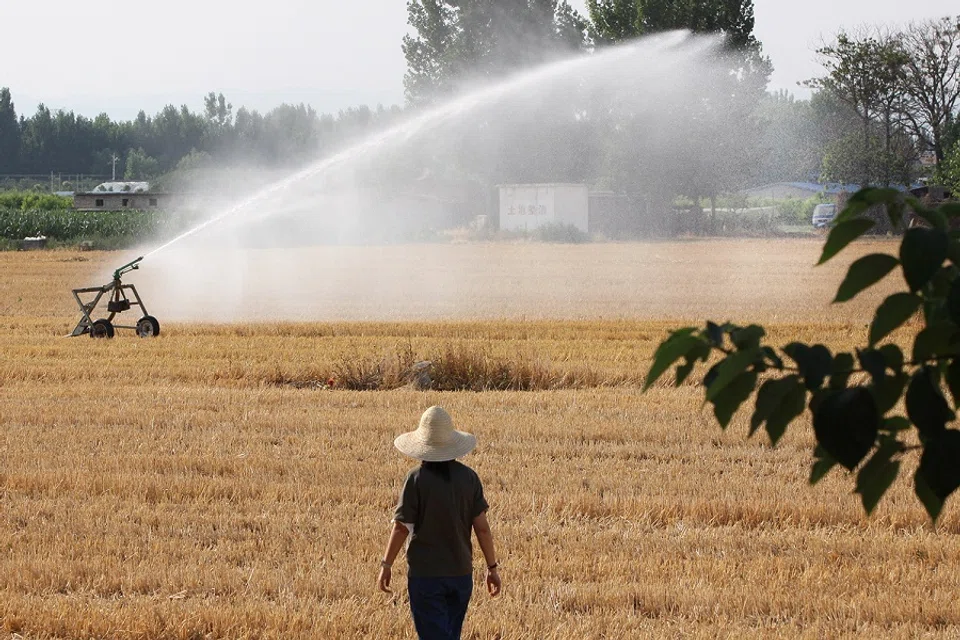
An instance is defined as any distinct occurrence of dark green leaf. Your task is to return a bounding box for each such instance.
[711,372,758,429]
[906,195,933,217]
[906,366,953,439]
[922,300,950,328]
[705,321,723,347]
[675,360,695,387]
[857,348,886,382]
[644,329,700,391]
[835,188,901,224]
[750,375,799,437]
[730,325,765,350]
[911,206,950,232]
[833,253,900,303]
[869,293,923,346]
[900,228,949,292]
[813,387,879,470]
[871,372,909,415]
[784,342,832,389]
[948,359,960,410]
[886,198,907,230]
[818,218,876,265]
[947,279,960,326]
[929,265,957,299]
[703,362,720,389]
[916,430,960,519]
[882,416,911,432]
[915,470,944,523]
[855,440,902,514]
[783,342,809,368]
[690,341,712,362]
[833,202,867,225]
[804,344,833,391]
[830,352,855,390]
[948,237,960,269]
[810,444,836,485]
[808,387,829,415]
[705,348,762,402]
[762,346,784,370]
[678,341,711,386]
[877,344,904,372]
[765,381,806,446]
[912,324,959,363]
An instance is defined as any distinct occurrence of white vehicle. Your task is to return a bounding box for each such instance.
[811,203,837,228]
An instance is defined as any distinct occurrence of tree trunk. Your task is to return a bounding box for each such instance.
[934,129,943,167]
[883,107,892,187]
[692,195,702,235]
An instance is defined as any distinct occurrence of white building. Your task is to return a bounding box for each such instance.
[498,183,589,233]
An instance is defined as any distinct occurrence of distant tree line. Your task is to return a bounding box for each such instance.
[0,88,402,186]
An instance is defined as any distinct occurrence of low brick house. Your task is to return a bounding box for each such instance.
[73,191,172,211]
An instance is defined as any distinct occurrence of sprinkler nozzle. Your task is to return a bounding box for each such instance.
[113,256,144,281]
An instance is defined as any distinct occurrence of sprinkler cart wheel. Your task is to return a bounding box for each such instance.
[136,315,160,338]
[89,319,115,339]
[69,257,161,339]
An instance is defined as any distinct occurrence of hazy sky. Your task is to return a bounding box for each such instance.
[4,1,958,121]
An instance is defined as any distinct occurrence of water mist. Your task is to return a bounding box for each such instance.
[119,31,741,322]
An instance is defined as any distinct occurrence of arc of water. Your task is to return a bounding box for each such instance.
[145,31,717,258]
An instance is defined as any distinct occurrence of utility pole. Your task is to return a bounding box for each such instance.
[111,154,119,181]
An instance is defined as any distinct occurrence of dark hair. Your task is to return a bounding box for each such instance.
[422,460,452,481]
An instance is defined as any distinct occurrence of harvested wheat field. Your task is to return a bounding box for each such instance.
[2,240,960,639]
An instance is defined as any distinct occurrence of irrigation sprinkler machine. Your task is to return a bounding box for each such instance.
[69,256,161,339]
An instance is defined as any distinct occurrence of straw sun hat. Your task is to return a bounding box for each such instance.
[394,406,477,462]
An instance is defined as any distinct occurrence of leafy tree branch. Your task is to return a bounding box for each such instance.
[645,188,960,522]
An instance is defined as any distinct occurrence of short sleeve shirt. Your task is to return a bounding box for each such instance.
[393,461,489,577]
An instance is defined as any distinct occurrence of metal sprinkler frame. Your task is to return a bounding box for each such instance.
[69,256,160,339]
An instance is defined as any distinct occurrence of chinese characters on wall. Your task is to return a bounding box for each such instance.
[507,203,548,216]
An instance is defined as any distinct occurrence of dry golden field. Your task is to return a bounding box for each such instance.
[2,241,960,639]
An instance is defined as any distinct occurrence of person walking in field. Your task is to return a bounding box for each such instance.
[378,406,501,640]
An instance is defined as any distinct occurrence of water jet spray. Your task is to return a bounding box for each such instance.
[142,31,715,260]
[132,31,733,323]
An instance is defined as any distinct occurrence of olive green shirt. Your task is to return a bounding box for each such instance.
[394,461,489,577]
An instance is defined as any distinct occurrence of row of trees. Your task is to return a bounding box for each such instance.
[806,17,960,188]
[0,88,401,183]
[402,0,589,104]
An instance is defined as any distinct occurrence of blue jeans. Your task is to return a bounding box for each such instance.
[408,575,473,640]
